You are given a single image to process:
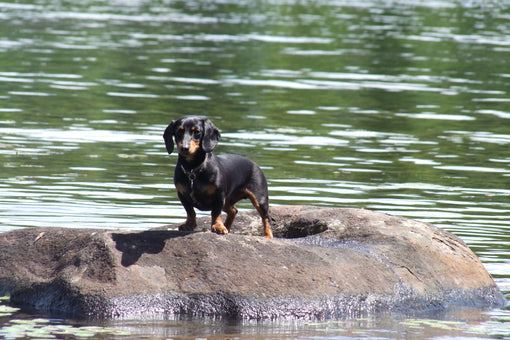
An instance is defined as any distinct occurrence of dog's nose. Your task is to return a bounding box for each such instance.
[181,144,189,152]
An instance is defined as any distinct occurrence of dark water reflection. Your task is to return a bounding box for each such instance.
[1,0,510,338]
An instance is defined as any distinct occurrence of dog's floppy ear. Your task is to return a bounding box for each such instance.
[201,119,221,153]
[163,121,176,154]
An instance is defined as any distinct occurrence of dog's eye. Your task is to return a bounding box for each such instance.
[193,130,201,138]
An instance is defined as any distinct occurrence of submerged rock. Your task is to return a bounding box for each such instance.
[0,206,505,319]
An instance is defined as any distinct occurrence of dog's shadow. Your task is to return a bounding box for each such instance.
[112,229,191,267]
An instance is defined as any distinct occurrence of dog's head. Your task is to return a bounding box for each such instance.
[163,116,221,158]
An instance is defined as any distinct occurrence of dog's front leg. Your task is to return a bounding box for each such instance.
[178,193,197,231]
[210,202,228,234]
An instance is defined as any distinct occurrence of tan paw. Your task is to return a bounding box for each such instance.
[211,223,229,234]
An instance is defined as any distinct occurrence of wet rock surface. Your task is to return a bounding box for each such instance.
[0,206,505,319]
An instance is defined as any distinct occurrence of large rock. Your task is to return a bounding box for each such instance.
[0,206,505,319]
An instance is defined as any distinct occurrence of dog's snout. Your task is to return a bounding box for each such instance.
[180,138,191,150]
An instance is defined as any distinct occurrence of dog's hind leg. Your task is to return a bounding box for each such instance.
[245,190,273,238]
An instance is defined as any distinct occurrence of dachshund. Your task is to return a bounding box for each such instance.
[163,116,273,238]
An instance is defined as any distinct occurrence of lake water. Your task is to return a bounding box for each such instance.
[1,0,510,338]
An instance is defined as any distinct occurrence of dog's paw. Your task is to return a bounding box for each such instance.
[211,223,229,235]
[179,223,196,231]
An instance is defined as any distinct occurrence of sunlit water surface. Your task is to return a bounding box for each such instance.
[1,0,510,338]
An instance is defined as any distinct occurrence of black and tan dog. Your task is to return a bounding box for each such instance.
[163,116,273,238]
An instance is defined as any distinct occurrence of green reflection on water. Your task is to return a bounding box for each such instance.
[0,0,509,337]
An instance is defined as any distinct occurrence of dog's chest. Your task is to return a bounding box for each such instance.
[192,180,218,209]
[193,181,217,196]
[178,176,218,210]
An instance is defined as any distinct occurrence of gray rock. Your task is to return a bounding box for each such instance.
[0,206,505,319]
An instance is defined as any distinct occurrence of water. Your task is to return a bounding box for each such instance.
[1,0,510,338]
